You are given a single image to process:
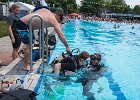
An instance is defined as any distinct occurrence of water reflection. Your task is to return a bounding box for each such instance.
[75,65,107,99]
[42,64,107,100]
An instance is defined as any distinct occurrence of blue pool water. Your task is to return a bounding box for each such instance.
[36,20,140,100]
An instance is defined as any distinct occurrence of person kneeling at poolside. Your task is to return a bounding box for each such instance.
[15,6,70,71]
[53,51,90,75]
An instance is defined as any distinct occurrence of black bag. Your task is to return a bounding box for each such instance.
[0,88,38,100]
[48,34,56,46]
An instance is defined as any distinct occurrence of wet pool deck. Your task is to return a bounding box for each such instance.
[0,27,55,91]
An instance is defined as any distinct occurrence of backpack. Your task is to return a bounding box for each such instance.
[0,88,38,100]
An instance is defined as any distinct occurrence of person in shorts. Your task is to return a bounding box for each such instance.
[15,6,70,71]
[7,4,21,60]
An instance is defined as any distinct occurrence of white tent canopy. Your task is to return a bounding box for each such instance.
[16,2,35,11]
[9,2,35,17]
[9,2,35,11]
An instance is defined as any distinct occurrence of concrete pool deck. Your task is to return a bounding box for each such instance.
[0,27,55,91]
[0,36,13,67]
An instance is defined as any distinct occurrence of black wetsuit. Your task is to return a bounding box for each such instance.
[60,55,81,72]
[7,13,21,48]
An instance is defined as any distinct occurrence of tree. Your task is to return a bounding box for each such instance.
[46,0,77,15]
[79,0,106,16]
[0,0,32,4]
[133,5,140,15]
[110,0,127,13]
[0,0,8,2]
[123,5,132,14]
[79,0,132,15]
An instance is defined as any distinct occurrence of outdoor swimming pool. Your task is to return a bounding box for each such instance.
[36,19,140,100]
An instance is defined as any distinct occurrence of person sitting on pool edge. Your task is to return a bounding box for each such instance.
[53,51,90,75]
[15,6,71,71]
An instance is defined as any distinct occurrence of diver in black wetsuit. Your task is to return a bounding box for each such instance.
[47,52,107,99]
[75,53,107,99]
[53,51,90,75]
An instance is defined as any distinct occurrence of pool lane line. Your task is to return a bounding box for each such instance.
[80,27,127,100]
[104,70,127,100]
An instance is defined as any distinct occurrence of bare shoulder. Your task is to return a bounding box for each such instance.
[21,9,53,19]
[20,9,58,28]
[47,13,59,26]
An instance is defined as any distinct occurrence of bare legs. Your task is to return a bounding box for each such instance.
[82,80,95,99]
[53,63,61,75]
[12,48,19,60]
[23,44,30,70]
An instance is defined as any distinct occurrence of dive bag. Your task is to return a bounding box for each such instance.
[0,88,38,100]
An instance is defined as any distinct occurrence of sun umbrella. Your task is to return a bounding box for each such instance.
[69,13,79,16]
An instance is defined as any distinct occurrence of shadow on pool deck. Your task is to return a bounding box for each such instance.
[6,59,29,75]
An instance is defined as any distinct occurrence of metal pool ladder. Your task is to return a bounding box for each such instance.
[29,14,48,74]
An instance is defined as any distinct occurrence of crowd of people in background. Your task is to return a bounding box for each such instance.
[69,15,140,24]
[66,16,140,30]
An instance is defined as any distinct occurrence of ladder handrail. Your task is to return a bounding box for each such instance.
[45,28,48,66]
[29,14,45,73]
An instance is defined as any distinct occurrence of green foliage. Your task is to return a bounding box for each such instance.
[0,0,8,2]
[79,0,133,15]
[47,0,77,15]
[80,0,106,15]
[0,21,8,38]
[22,0,32,4]
[124,5,132,13]
[133,5,140,15]
[0,0,32,4]
[110,0,127,13]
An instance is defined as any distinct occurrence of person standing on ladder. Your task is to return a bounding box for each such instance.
[15,6,71,71]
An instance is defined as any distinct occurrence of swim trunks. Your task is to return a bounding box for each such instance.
[15,20,35,44]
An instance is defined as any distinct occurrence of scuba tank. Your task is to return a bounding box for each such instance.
[51,52,72,66]
[51,48,80,66]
